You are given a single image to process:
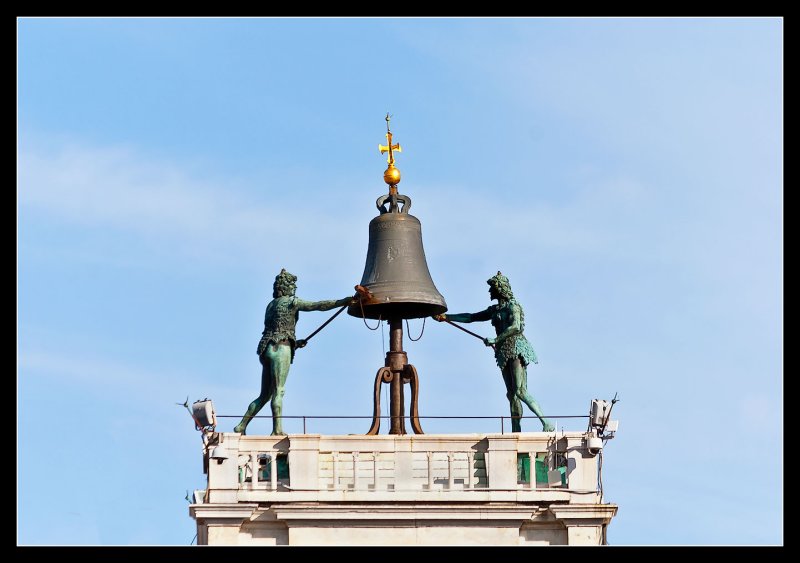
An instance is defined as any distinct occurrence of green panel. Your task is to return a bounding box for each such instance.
[534,458,568,487]
[535,455,548,486]
[517,453,530,483]
[259,455,290,481]
[277,456,289,479]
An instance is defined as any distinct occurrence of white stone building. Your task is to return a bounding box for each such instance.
[189,430,617,545]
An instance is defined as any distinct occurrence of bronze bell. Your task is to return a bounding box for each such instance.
[352,114,448,436]
[348,192,447,320]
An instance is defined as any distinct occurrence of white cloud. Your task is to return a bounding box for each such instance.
[18,140,373,280]
[19,136,659,285]
[20,142,292,244]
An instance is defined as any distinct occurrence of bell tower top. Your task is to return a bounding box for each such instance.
[379,113,402,193]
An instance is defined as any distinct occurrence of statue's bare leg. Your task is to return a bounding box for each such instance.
[267,343,292,436]
[511,359,554,432]
[502,363,523,432]
[234,357,275,435]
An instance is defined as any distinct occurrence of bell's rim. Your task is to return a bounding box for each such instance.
[347,301,447,321]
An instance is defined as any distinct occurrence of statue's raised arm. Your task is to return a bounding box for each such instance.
[295,296,353,313]
[435,307,493,324]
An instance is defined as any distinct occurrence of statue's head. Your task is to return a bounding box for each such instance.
[273,268,298,298]
[487,271,513,301]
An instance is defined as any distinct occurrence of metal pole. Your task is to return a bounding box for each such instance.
[389,318,404,435]
[301,303,348,343]
[443,319,495,350]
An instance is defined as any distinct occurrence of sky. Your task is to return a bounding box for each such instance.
[18,18,782,545]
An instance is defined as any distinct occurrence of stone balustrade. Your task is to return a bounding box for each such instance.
[192,431,617,545]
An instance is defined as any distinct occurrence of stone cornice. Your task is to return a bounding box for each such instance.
[189,503,259,522]
[271,502,547,522]
[549,503,618,524]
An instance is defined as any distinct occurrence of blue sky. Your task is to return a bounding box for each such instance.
[18,18,782,545]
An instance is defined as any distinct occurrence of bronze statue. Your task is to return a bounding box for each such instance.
[435,272,554,432]
[234,269,356,435]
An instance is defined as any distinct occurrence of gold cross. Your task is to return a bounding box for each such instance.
[378,113,402,166]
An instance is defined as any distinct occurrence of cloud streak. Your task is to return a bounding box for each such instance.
[19,138,656,265]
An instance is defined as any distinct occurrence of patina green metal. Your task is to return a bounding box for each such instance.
[435,272,555,433]
[234,269,354,436]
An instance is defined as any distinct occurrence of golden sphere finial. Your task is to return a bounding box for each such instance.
[384,165,401,186]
